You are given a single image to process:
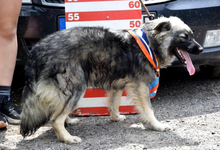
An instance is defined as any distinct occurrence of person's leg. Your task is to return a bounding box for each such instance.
[0,113,8,129]
[0,0,22,86]
[0,0,22,126]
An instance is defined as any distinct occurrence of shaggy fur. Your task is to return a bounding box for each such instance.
[20,17,203,143]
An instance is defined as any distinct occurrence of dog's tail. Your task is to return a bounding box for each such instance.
[20,58,46,137]
[20,86,49,137]
[20,59,66,137]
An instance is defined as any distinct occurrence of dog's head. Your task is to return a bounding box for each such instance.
[144,17,203,75]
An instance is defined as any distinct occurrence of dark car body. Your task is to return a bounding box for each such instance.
[17,0,220,74]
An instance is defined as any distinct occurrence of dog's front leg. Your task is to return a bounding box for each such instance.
[108,90,126,121]
[140,98,172,131]
[126,82,171,131]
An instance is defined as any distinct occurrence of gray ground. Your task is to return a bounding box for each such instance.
[0,67,220,150]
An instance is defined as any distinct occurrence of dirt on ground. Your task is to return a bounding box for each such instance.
[0,67,220,150]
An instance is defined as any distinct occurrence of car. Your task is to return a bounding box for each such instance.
[17,0,220,78]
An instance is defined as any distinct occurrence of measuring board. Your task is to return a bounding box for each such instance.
[64,0,142,115]
[65,0,142,29]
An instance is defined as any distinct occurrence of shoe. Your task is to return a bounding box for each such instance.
[0,113,8,128]
[0,95,21,125]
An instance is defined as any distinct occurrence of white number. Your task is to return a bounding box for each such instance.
[74,13,80,20]
[68,13,80,21]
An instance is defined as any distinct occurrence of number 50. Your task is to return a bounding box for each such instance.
[68,13,80,21]
[130,21,141,28]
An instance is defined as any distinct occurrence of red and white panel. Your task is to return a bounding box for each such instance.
[65,0,141,115]
[65,0,142,29]
[73,88,137,116]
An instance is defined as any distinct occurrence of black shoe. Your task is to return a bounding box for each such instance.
[0,95,21,124]
[0,113,8,128]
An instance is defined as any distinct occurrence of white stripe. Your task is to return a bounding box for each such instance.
[65,1,141,12]
[136,30,154,58]
[66,19,142,29]
[78,96,134,108]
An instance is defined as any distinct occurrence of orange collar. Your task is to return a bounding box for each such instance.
[127,29,160,77]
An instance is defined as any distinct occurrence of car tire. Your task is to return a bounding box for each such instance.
[200,65,220,79]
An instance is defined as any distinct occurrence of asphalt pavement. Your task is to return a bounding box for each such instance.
[0,67,220,150]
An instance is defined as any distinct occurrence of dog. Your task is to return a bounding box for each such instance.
[20,16,203,143]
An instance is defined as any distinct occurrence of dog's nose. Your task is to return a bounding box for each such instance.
[189,45,203,54]
[198,46,203,53]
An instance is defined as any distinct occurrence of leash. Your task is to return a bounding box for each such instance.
[139,0,154,20]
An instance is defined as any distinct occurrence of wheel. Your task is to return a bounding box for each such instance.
[200,65,220,79]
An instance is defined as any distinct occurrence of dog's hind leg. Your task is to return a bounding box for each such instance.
[126,82,171,131]
[65,116,79,126]
[50,105,82,144]
[50,82,86,144]
[108,90,126,121]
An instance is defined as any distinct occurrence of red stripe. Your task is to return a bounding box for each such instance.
[84,89,107,98]
[150,95,156,99]
[149,83,159,93]
[65,0,130,3]
[84,89,127,98]
[65,10,141,22]
[72,106,137,116]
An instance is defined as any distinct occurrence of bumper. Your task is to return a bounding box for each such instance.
[17,5,65,65]
[17,3,220,67]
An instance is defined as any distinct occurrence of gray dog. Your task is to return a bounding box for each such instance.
[20,16,203,143]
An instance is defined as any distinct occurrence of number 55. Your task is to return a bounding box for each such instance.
[68,13,80,21]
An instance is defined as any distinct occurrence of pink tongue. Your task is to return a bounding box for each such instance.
[181,50,195,76]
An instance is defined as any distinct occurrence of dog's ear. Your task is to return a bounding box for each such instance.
[154,21,171,33]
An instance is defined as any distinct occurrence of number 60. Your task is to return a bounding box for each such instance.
[129,1,140,8]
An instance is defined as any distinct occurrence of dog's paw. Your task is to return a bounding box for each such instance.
[63,136,82,144]
[65,117,80,125]
[111,115,126,122]
[150,122,172,131]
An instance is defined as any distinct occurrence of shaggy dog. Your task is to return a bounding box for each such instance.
[20,17,203,143]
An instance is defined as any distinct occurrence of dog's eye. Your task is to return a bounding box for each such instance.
[180,33,188,39]
[179,33,188,42]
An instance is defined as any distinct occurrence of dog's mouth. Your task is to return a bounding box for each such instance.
[174,48,195,76]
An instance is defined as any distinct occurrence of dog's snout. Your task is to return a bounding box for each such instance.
[194,42,203,54]
[189,39,203,54]
[198,46,203,53]
[190,45,203,54]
